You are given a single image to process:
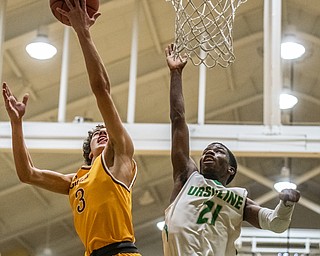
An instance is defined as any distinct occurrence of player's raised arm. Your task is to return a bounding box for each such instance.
[57,0,133,159]
[55,3,141,255]
[165,44,197,202]
[2,82,74,194]
[244,188,300,233]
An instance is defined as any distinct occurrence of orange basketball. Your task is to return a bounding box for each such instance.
[50,0,99,26]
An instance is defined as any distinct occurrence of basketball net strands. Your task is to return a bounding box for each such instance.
[166,0,247,68]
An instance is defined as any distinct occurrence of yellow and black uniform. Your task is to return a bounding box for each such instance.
[69,153,141,256]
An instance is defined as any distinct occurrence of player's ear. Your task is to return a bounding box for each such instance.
[228,166,235,175]
[89,152,93,160]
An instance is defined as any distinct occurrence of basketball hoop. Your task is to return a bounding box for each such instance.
[167,0,247,68]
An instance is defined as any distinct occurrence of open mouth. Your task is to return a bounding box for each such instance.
[98,136,108,144]
[203,155,215,163]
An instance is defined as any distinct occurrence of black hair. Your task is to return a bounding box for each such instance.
[82,124,105,165]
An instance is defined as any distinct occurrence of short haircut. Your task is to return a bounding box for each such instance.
[82,124,105,165]
[207,142,237,185]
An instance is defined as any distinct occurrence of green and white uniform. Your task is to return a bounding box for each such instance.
[162,172,247,256]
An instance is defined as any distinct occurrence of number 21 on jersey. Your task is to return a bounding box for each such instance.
[197,200,222,225]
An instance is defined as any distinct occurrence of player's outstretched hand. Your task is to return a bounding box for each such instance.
[2,82,29,123]
[165,43,187,72]
[56,0,101,31]
[279,188,300,205]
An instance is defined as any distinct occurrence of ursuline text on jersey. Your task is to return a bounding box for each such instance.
[187,185,244,210]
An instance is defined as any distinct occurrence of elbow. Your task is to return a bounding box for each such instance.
[16,167,35,184]
[17,173,31,184]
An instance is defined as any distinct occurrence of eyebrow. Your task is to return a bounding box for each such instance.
[204,146,226,152]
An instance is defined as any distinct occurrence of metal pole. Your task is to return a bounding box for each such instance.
[263,0,282,130]
[127,0,139,124]
[58,27,70,123]
[198,50,207,125]
[0,0,7,85]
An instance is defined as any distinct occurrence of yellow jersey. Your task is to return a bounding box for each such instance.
[69,153,137,256]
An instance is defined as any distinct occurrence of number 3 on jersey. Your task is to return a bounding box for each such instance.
[197,200,222,225]
[76,188,86,213]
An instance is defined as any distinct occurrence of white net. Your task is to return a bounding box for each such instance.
[167,0,247,68]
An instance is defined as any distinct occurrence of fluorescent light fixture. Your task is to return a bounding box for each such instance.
[281,42,305,60]
[280,93,298,110]
[157,220,165,231]
[36,247,53,256]
[26,35,57,60]
[274,181,297,192]
[42,248,53,256]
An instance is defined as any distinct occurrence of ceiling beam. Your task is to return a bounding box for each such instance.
[238,164,274,189]
[254,191,278,205]
[240,163,320,215]
[206,94,263,119]
[0,161,81,200]
[1,122,320,157]
[141,0,162,54]
[0,211,72,244]
[295,91,320,106]
[15,237,34,255]
[299,197,320,215]
[27,66,169,121]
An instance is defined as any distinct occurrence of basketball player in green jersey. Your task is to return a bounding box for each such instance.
[2,1,141,255]
[162,43,301,256]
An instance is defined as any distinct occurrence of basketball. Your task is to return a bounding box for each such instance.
[50,0,99,26]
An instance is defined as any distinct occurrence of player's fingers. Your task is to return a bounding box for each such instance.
[279,192,289,201]
[92,12,101,21]
[64,0,74,10]
[75,0,82,9]
[56,7,68,16]
[8,95,17,107]
[3,94,10,109]
[280,189,300,202]
[168,44,173,56]
[4,82,13,97]
[22,94,29,106]
[183,55,188,64]
[165,46,170,56]
[2,83,11,102]
[80,0,86,11]
[171,43,176,52]
[2,87,8,102]
[2,82,8,96]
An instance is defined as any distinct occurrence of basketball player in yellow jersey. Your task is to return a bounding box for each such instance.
[2,0,141,255]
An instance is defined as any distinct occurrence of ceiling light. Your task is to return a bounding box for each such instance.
[274,181,297,192]
[42,248,53,256]
[281,42,305,60]
[26,35,57,60]
[36,247,53,256]
[279,93,298,110]
[274,165,297,192]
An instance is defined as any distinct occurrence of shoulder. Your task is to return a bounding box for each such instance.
[228,186,248,197]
